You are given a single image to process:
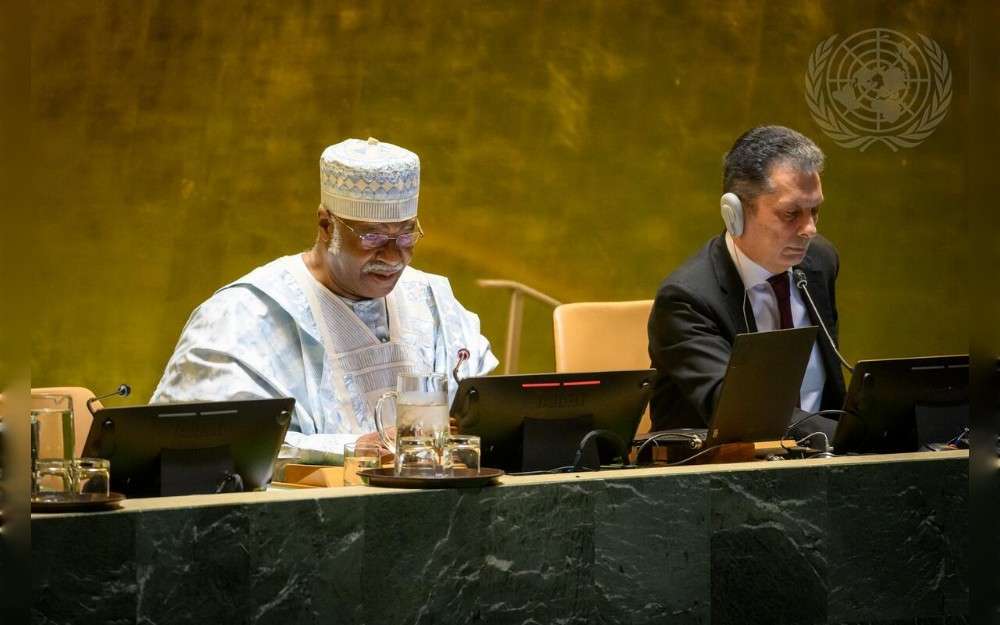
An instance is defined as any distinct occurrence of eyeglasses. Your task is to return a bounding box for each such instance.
[332,214,424,250]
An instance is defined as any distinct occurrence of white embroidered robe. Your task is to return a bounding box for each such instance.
[151,255,498,452]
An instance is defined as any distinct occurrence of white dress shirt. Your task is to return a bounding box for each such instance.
[725,233,826,413]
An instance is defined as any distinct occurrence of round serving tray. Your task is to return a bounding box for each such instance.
[31,492,126,513]
[358,467,503,489]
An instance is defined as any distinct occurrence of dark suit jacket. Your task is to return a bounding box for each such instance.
[647,232,846,432]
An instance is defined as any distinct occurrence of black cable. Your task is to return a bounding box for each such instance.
[571,429,626,472]
[660,444,725,466]
[634,431,703,461]
[788,431,833,458]
[779,409,848,455]
[509,462,638,476]
[215,472,245,493]
[782,408,852,441]
[508,428,632,476]
[511,443,722,472]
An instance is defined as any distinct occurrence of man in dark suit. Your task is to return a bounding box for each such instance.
[648,126,846,437]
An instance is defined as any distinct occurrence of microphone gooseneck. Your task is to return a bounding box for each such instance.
[792,270,853,373]
[87,383,132,416]
[453,348,470,385]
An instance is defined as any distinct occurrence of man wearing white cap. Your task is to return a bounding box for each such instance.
[152,138,498,453]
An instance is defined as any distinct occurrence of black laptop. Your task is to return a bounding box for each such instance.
[642,326,819,449]
[704,326,819,445]
[83,397,294,497]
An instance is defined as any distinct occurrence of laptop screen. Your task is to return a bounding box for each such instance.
[707,326,818,445]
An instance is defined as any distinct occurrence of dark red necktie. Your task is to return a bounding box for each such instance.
[767,272,794,330]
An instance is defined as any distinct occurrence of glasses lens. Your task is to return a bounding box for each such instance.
[356,230,420,249]
[360,233,389,249]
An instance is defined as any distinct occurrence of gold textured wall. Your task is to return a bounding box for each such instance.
[31,1,968,397]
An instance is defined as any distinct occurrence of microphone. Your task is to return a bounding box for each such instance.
[87,383,131,416]
[792,270,853,373]
[453,348,470,384]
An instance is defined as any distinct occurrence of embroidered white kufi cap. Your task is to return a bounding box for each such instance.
[320,137,419,223]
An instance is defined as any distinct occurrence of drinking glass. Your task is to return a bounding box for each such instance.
[34,459,73,495]
[394,436,438,476]
[443,434,481,474]
[375,373,449,471]
[72,458,111,496]
[30,393,75,460]
[343,441,382,486]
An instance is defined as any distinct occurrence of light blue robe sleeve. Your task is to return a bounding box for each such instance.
[150,285,319,436]
[151,282,396,457]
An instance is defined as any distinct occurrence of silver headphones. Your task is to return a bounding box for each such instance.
[721,191,752,331]
[720,192,744,237]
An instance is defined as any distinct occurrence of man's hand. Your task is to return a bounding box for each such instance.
[357,428,394,456]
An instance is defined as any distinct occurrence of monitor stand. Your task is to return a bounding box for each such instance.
[521,414,598,472]
[160,445,242,496]
[915,402,968,449]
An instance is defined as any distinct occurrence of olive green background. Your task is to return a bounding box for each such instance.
[31,0,967,398]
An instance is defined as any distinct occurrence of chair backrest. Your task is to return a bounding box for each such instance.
[31,386,102,458]
[552,300,655,434]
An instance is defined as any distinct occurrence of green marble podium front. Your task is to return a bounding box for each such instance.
[31,451,968,625]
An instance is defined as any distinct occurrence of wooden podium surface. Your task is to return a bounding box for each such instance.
[32,450,968,624]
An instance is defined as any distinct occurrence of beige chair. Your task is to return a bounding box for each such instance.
[31,386,102,458]
[552,300,656,435]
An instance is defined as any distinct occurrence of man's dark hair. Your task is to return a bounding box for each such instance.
[723,125,824,209]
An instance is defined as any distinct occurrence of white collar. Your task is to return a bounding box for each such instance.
[724,231,787,289]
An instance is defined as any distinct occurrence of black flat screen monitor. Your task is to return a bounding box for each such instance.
[451,369,656,473]
[833,355,968,454]
[82,397,294,497]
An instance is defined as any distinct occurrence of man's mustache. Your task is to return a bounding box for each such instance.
[363,261,405,275]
